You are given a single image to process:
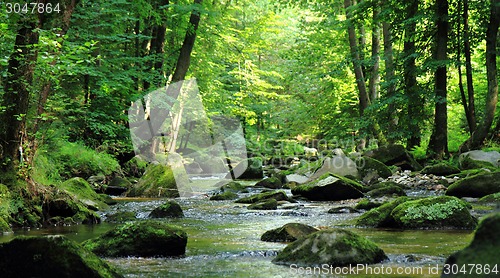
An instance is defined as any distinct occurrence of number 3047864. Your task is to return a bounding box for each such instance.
[5,3,60,14]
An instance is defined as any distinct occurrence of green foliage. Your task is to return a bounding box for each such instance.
[33,140,120,184]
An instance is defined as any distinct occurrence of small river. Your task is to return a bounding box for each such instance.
[1,179,475,277]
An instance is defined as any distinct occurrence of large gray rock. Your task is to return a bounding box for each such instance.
[0,236,122,277]
[459,150,500,169]
[272,229,387,266]
[309,155,359,180]
[285,174,309,184]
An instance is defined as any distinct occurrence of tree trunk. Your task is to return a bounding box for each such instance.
[171,0,203,84]
[404,0,422,150]
[368,5,381,101]
[344,0,370,116]
[460,0,499,151]
[166,0,203,152]
[463,0,476,132]
[428,0,449,159]
[0,14,43,173]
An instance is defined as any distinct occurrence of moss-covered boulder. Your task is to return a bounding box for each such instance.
[391,196,477,229]
[43,190,100,225]
[235,190,289,204]
[272,229,387,266]
[60,177,109,211]
[210,191,238,200]
[123,156,149,178]
[356,157,392,179]
[82,220,187,257]
[366,185,406,197]
[479,192,500,203]
[442,213,500,277]
[261,223,318,242]
[327,206,360,213]
[291,173,364,201]
[247,199,278,210]
[105,177,132,196]
[0,235,122,278]
[216,180,248,193]
[255,177,282,189]
[363,144,422,171]
[309,156,360,180]
[127,164,179,198]
[354,198,384,210]
[446,171,500,198]
[459,150,500,170]
[421,163,461,176]
[356,197,410,227]
[226,157,264,179]
[149,201,184,218]
[105,211,137,223]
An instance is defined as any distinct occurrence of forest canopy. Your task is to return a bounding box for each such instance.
[0,0,499,185]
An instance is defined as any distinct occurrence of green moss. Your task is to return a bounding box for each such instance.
[210,191,238,200]
[219,181,247,193]
[235,190,289,204]
[391,196,477,229]
[354,198,383,210]
[247,199,278,210]
[446,171,500,198]
[60,177,109,210]
[105,211,137,223]
[357,157,392,179]
[291,173,364,201]
[0,235,122,277]
[443,213,500,277]
[82,220,187,257]
[127,164,179,198]
[255,177,282,189]
[149,201,184,218]
[479,192,500,203]
[460,156,497,171]
[123,156,149,178]
[261,223,318,242]
[356,197,410,227]
[366,185,406,197]
[421,163,461,175]
[272,229,387,266]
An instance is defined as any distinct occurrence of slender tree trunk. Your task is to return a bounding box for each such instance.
[428,0,449,159]
[171,0,203,83]
[166,0,203,152]
[0,14,43,174]
[457,0,475,134]
[344,0,370,116]
[369,5,381,101]
[404,0,422,150]
[460,0,499,151]
[463,0,476,132]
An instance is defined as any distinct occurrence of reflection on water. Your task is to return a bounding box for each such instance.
[0,180,475,277]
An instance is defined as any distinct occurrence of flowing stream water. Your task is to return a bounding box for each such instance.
[0,179,476,277]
